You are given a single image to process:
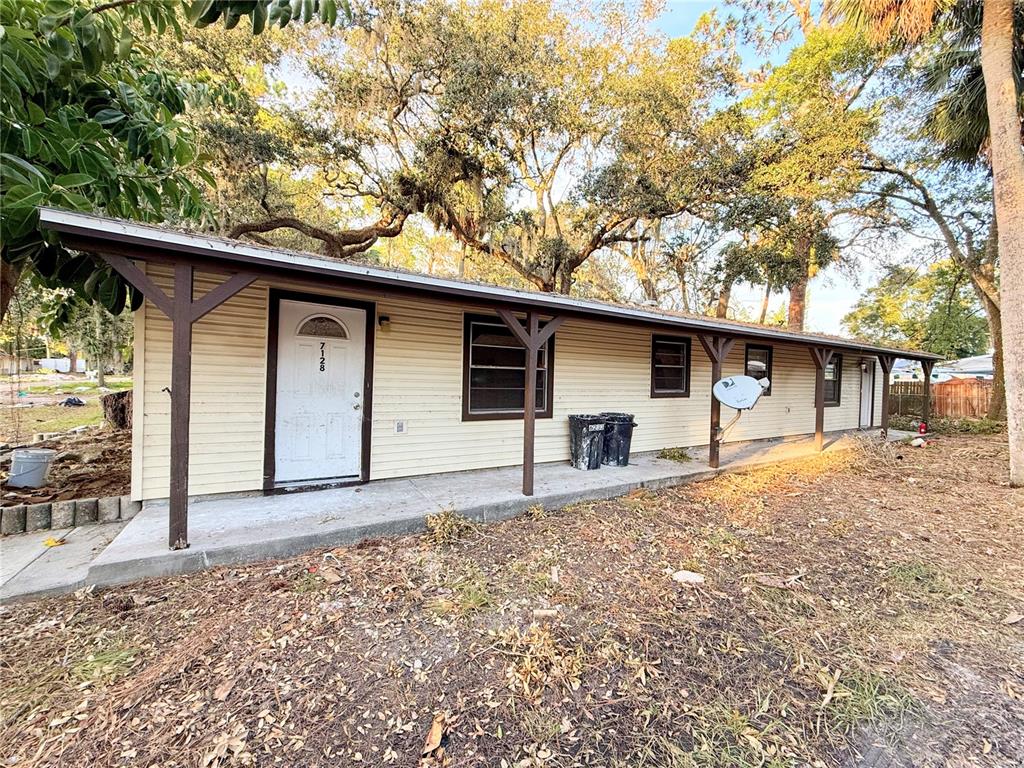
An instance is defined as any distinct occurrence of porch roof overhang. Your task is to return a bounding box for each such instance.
[38,207,940,362]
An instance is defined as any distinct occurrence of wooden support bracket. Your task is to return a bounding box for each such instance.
[496,309,565,496]
[697,334,736,469]
[808,346,835,452]
[876,353,897,438]
[100,255,256,549]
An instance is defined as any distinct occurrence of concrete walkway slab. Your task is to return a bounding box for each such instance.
[1,428,912,602]
[406,452,717,521]
[1,528,72,587]
[0,523,125,602]
[86,478,441,587]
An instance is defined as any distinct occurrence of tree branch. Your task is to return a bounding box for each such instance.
[859,161,1000,308]
[89,0,138,13]
[228,210,409,259]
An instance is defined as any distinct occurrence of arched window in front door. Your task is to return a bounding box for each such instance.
[296,315,349,339]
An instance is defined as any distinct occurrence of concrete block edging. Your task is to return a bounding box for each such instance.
[0,495,141,536]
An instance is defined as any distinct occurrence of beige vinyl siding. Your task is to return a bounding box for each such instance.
[718,343,814,441]
[370,314,713,478]
[823,353,864,433]
[130,297,146,500]
[137,265,268,500]
[135,270,877,499]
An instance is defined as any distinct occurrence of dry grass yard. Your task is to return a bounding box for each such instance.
[1,435,1021,767]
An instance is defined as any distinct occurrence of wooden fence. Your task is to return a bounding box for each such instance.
[889,378,992,419]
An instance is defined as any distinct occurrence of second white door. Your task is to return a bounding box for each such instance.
[859,362,874,429]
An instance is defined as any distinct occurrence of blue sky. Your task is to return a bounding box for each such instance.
[653,0,723,39]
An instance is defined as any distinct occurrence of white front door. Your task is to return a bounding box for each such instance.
[275,299,366,483]
[859,362,874,429]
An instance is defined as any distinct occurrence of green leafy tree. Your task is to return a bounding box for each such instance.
[843,260,989,358]
[914,2,1024,164]
[42,291,132,385]
[848,2,1020,421]
[0,0,348,324]
[744,22,880,330]
[0,270,48,360]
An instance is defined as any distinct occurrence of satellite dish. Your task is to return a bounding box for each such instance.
[712,375,770,440]
[713,375,769,410]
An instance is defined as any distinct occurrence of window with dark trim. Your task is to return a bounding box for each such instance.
[824,354,842,406]
[462,314,554,420]
[744,344,773,395]
[650,334,691,397]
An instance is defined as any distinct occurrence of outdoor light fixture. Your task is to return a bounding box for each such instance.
[378,314,391,329]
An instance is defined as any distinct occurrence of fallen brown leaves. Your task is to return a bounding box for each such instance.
[1,435,1022,767]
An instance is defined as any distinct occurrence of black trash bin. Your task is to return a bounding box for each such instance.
[600,412,638,467]
[568,414,606,470]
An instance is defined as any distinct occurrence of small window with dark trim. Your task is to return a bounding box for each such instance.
[744,344,773,395]
[463,314,553,420]
[651,334,691,397]
[824,354,842,406]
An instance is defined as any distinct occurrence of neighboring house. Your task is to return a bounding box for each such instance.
[39,208,939,551]
[891,359,922,382]
[938,353,993,380]
[0,351,34,375]
[36,357,87,374]
[892,353,994,383]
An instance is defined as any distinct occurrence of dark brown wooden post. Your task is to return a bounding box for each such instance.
[169,264,194,549]
[522,310,539,496]
[496,308,564,496]
[808,346,834,452]
[877,354,897,438]
[697,334,736,469]
[101,254,256,549]
[920,359,935,428]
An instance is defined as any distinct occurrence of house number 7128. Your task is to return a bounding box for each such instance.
[319,342,326,372]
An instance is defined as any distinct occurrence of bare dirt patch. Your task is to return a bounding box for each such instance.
[0,436,1020,767]
[1,428,131,506]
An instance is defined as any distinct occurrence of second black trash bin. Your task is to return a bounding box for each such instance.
[568,414,606,470]
[600,412,637,467]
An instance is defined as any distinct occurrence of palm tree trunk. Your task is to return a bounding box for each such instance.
[981,0,1024,484]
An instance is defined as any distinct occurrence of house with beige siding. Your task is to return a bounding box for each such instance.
[38,208,940,551]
